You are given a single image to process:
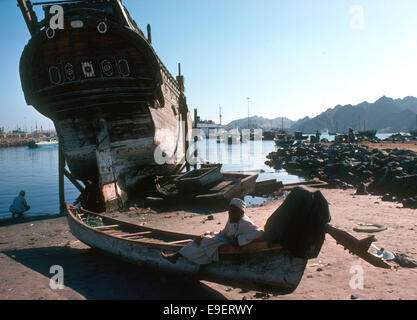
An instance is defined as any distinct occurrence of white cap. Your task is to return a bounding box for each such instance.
[229,198,246,212]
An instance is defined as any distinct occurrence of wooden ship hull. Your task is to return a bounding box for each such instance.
[18,0,192,210]
[152,172,258,207]
[66,204,308,294]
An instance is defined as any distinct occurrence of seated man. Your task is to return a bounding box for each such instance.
[9,190,30,219]
[161,198,264,265]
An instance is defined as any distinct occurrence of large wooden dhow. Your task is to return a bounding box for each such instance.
[17,0,192,211]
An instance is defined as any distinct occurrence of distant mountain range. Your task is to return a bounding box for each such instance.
[227,116,294,130]
[290,96,417,133]
[227,96,417,133]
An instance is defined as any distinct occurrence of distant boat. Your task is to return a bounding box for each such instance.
[27,140,38,149]
[262,131,276,141]
[36,140,59,148]
[274,134,294,147]
[357,130,377,138]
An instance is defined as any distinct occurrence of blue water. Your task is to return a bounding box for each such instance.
[0,140,304,219]
[1,133,399,219]
[0,145,80,220]
[195,139,304,183]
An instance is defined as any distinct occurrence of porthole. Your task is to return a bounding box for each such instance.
[97,22,107,34]
[64,63,75,81]
[119,59,130,77]
[101,60,114,77]
[70,20,84,29]
[49,66,62,85]
[46,27,55,39]
[81,61,95,78]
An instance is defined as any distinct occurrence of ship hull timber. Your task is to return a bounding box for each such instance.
[19,1,192,211]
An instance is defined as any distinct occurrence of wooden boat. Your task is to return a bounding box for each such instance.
[173,167,223,194]
[262,131,276,141]
[357,130,377,138]
[27,140,38,149]
[154,172,258,206]
[17,0,192,210]
[65,203,308,293]
[274,135,294,147]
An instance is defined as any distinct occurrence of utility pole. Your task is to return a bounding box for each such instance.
[247,97,250,129]
[219,105,222,126]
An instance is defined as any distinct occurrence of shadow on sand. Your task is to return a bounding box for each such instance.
[3,246,226,300]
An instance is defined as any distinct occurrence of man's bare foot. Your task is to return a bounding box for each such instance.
[160,252,179,264]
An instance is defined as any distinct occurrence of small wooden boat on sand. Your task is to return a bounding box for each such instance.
[153,172,258,207]
[65,204,307,294]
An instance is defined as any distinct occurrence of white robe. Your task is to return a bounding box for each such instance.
[179,214,264,265]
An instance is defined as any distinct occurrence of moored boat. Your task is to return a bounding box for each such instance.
[36,139,59,148]
[65,203,308,293]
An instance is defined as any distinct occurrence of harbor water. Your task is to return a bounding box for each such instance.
[0,133,392,219]
[0,139,303,220]
[0,145,79,219]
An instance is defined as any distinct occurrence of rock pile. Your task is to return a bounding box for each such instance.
[383,133,416,143]
[265,143,417,208]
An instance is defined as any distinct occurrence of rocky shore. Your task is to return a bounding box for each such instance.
[266,142,417,208]
[0,137,33,148]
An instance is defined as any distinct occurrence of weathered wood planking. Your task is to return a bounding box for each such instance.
[66,203,307,294]
[18,1,193,210]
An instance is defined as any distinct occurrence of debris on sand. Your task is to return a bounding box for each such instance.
[394,253,417,268]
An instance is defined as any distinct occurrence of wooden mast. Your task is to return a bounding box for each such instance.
[193,108,199,170]
[17,0,38,36]
[177,63,190,172]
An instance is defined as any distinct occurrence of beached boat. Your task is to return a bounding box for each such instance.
[17,0,192,211]
[153,172,258,206]
[65,203,308,293]
[173,167,223,194]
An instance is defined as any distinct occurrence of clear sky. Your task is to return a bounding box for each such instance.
[1,0,417,130]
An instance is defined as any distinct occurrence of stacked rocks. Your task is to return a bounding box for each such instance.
[265,143,417,208]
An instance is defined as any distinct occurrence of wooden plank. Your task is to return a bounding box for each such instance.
[121,231,153,238]
[325,224,391,269]
[64,168,85,194]
[95,225,120,231]
[210,180,233,192]
[219,242,283,255]
[165,239,193,245]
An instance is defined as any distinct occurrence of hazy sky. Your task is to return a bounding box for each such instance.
[1,0,417,130]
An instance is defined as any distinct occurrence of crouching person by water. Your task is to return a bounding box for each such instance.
[9,190,30,219]
[161,198,264,265]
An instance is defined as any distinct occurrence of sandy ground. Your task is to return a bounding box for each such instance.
[1,187,416,300]
[358,140,417,153]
